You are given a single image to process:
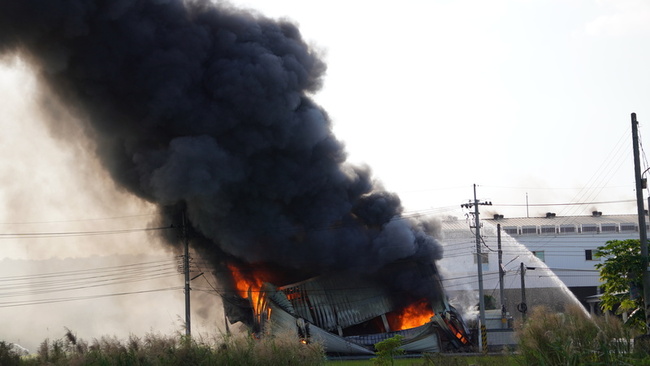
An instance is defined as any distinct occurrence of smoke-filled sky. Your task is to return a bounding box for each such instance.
[0,0,449,350]
[1,0,650,224]
[231,0,650,219]
[0,0,450,281]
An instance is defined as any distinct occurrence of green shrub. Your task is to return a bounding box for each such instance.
[516,304,645,366]
[0,341,21,366]
[372,335,405,366]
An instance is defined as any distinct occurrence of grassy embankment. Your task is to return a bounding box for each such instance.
[3,305,650,365]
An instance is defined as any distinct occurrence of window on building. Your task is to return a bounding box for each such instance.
[585,249,598,261]
[521,226,537,235]
[540,225,556,234]
[559,225,576,233]
[473,252,489,271]
[473,252,489,264]
[582,224,598,233]
[532,251,545,262]
[601,224,617,233]
[504,226,518,235]
[620,223,637,232]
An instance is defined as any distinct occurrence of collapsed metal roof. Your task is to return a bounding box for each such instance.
[275,274,393,331]
[226,261,470,354]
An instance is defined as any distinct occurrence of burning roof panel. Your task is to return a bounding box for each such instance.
[228,261,470,354]
[260,280,443,355]
[278,275,393,331]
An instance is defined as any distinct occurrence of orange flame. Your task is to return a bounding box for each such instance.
[388,299,434,330]
[444,318,469,344]
[228,263,267,315]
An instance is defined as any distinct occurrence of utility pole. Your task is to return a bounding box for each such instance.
[182,212,191,337]
[631,112,650,335]
[461,184,492,353]
[497,224,507,329]
[519,263,528,322]
[525,192,529,218]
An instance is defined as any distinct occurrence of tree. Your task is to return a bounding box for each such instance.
[0,341,21,366]
[595,239,646,330]
[372,335,404,366]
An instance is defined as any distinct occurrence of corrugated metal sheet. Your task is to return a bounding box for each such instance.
[344,323,441,353]
[249,262,463,354]
[263,289,440,355]
[442,214,647,237]
[265,299,300,337]
[278,275,393,331]
[307,322,376,355]
[443,213,643,229]
[263,283,295,315]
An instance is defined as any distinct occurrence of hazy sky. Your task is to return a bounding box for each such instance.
[231,0,650,219]
[1,0,649,224]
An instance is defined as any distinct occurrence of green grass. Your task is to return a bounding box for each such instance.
[516,304,650,366]
[330,304,650,366]
[328,354,522,366]
[6,331,326,365]
[4,305,650,365]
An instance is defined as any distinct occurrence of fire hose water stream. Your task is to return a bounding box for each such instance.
[439,220,587,324]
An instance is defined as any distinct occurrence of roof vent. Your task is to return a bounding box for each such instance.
[592,211,602,217]
[545,212,556,218]
[493,214,504,220]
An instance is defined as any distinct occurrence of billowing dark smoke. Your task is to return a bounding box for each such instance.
[0,0,442,282]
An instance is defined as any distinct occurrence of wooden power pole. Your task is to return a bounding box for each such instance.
[631,112,650,335]
[498,224,507,329]
[461,184,492,353]
[182,212,191,337]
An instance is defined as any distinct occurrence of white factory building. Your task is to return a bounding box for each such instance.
[438,212,646,319]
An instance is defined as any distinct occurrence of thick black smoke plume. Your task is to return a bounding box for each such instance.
[0,0,442,280]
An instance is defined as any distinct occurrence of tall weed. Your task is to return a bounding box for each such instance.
[0,341,22,366]
[516,304,645,366]
[15,329,325,365]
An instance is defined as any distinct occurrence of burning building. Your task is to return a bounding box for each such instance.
[225,260,469,354]
[0,0,470,354]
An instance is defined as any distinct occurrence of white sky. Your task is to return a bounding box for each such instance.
[232,0,650,219]
[1,0,649,225]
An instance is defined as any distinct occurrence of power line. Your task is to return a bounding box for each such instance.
[0,259,177,281]
[0,212,158,226]
[0,286,182,308]
[0,195,635,238]
[494,199,635,208]
[0,225,173,239]
[0,260,180,299]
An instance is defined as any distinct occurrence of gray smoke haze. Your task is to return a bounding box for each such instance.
[0,0,442,280]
